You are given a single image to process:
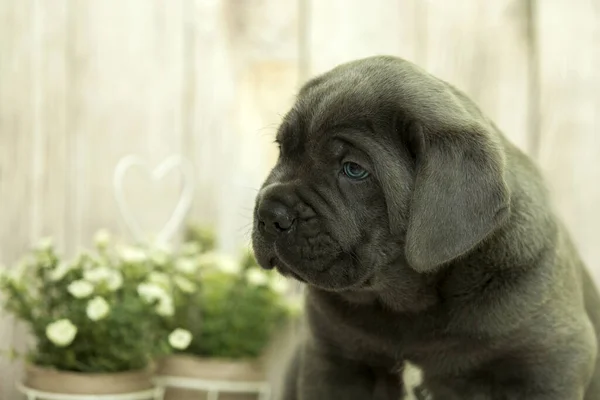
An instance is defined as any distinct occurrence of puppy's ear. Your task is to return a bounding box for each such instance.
[403,121,510,273]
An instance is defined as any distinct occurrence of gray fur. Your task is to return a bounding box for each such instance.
[252,56,600,399]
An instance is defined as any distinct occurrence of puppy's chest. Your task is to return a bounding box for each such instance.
[311,300,449,369]
[310,295,483,381]
[313,294,443,346]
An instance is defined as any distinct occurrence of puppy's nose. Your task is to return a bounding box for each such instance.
[257,200,296,235]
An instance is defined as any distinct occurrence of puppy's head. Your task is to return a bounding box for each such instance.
[252,56,510,291]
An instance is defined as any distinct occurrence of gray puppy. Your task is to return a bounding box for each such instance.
[251,56,600,399]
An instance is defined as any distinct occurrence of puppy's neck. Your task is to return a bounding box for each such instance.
[335,261,441,313]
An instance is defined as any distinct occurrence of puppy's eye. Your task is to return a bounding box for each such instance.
[342,162,370,180]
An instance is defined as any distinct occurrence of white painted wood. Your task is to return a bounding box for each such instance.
[0,1,599,398]
[0,2,37,398]
[421,0,532,153]
[32,0,71,253]
[535,0,600,282]
[305,0,421,77]
[184,0,300,252]
[68,0,187,248]
[180,0,235,234]
[303,0,532,152]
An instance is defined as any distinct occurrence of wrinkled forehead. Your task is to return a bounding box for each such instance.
[283,57,478,143]
[275,85,392,157]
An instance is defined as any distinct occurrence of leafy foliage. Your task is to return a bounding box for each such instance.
[0,234,202,372]
[176,226,299,359]
[0,226,302,372]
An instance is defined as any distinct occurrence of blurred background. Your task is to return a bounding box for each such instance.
[1,0,599,398]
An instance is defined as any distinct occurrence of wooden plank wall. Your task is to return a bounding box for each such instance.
[0,2,36,394]
[0,0,599,398]
[536,0,600,283]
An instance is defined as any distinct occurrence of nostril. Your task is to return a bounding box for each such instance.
[274,218,295,232]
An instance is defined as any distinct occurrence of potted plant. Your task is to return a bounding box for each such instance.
[0,231,201,396]
[156,225,301,400]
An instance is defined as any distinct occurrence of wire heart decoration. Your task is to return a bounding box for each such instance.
[113,154,195,245]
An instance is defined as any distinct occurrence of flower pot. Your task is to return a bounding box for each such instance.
[156,354,268,400]
[24,363,155,395]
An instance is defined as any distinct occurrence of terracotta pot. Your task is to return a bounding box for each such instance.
[157,354,267,400]
[24,363,155,395]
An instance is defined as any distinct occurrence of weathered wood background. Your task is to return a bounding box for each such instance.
[1,0,599,397]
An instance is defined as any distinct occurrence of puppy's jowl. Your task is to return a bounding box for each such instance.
[252,56,600,400]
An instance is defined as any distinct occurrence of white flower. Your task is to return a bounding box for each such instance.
[36,237,54,251]
[137,282,168,302]
[137,282,174,316]
[0,265,22,285]
[156,295,174,316]
[152,241,173,254]
[78,252,100,269]
[106,270,123,291]
[174,258,198,274]
[168,328,192,350]
[197,252,240,274]
[83,267,123,291]
[68,280,94,298]
[195,252,219,268]
[149,250,168,266]
[181,242,201,256]
[148,271,171,288]
[216,256,240,274]
[48,261,73,282]
[10,257,31,281]
[148,242,172,265]
[86,296,110,321]
[93,229,111,248]
[36,252,54,268]
[119,246,147,264]
[270,278,290,294]
[246,269,269,286]
[46,319,77,347]
[174,276,195,293]
[83,266,112,283]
